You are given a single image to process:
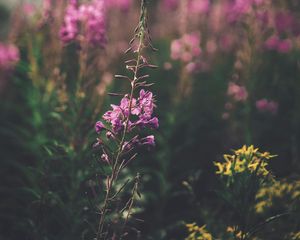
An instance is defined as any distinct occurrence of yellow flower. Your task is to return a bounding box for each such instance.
[214,162,225,175]
[224,154,234,162]
[185,223,213,240]
[255,179,300,213]
[226,226,244,239]
[234,158,247,173]
[213,145,275,177]
[224,161,232,176]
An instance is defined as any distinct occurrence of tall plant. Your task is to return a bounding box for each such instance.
[93,0,159,239]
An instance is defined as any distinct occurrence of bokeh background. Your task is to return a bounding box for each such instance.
[0,0,300,239]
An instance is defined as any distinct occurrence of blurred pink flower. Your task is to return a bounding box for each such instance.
[78,0,106,47]
[256,99,278,114]
[43,0,52,19]
[170,33,201,63]
[232,0,251,15]
[185,62,197,73]
[265,36,292,53]
[188,0,210,14]
[226,0,265,22]
[226,0,251,22]
[265,35,280,50]
[209,3,225,33]
[60,0,106,47]
[227,82,248,102]
[277,39,292,53]
[0,43,19,70]
[256,10,270,25]
[23,3,36,16]
[59,0,79,43]
[275,11,294,33]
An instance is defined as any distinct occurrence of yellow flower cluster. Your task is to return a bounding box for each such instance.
[226,226,243,239]
[214,145,275,177]
[255,179,300,213]
[185,223,213,240]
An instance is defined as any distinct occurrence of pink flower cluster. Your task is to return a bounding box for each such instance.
[60,0,106,47]
[256,99,278,114]
[225,0,268,23]
[95,89,159,148]
[263,10,299,53]
[265,36,292,53]
[22,3,36,16]
[105,0,132,12]
[227,82,248,102]
[170,32,201,63]
[60,0,78,43]
[0,43,19,70]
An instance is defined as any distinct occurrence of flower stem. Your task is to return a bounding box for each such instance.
[96,2,147,238]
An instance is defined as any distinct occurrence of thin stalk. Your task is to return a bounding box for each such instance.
[96,4,147,238]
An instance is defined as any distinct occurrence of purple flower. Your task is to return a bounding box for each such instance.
[148,117,159,129]
[102,89,158,134]
[95,121,105,133]
[119,97,132,117]
[138,89,155,119]
[136,116,159,129]
[141,135,155,147]
[102,95,135,133]
[256,99,278,114]
[97,88,158,154]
